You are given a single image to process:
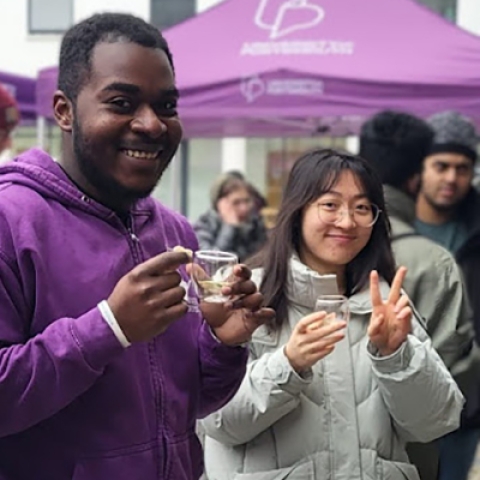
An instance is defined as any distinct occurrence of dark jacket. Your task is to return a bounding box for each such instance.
[193,209,267,263]
[455,189,480,344]
[450,189,480,429]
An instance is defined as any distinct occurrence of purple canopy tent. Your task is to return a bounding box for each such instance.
[36,0,480,137]
[0,71,37,123]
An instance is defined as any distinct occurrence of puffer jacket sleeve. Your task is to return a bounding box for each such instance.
[200,343,312,446]
[369,317,464,443]
[196,322,248,419]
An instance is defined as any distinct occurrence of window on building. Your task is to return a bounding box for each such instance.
[29,0,73,33]
[150,0,196,31]
[416,0,457,21]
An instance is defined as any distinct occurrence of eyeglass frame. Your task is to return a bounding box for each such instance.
[316,200,382,228]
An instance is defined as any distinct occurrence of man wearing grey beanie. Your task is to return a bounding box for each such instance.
[360,110,479,480]
[416,111,480,480]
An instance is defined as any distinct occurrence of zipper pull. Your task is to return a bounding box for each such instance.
[127,216,140,242]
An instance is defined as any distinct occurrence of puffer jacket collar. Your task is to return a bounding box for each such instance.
[287,254,338,309]
[288,255,390,314]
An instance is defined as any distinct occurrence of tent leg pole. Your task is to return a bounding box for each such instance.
[180,140,189,217]
[36,116,46,149]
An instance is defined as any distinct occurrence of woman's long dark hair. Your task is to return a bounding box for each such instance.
[249,148,396,330]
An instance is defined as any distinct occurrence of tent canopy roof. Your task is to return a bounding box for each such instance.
[37,0,480,137]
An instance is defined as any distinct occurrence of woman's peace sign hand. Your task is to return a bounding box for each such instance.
[368,267,412,357]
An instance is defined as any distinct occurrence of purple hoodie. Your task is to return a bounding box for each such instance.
[0,149,247,480]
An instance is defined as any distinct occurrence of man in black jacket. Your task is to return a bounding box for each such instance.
[416,110,480,480]
[360,110,479,480]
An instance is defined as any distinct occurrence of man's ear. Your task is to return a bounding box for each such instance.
[53,90,74,133]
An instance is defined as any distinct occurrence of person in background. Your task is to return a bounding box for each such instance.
[0,83,19,160]
[225,169,279,232]
[201,148,463,480]
[416,111,480,480]
[359,110,480,480]
[194,173,267,262]
[225,170,268,213]
[0,13,275,480]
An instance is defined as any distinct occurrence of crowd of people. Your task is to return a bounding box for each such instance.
[0,11,479,480]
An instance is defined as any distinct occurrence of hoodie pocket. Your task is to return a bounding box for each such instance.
[378,457,421,480]
[72,441,157,480]
[164,432,204,480]
[233,459,315,480]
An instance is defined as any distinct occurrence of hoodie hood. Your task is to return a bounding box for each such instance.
[0,148,155,221]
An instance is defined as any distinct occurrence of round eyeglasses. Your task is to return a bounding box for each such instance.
[317,202,381,228]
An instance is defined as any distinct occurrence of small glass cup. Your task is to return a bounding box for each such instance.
[314,295,349,326]
[192,250,238,303]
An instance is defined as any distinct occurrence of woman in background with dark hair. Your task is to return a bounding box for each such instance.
[201,149,463,480]
[194,173,267,262]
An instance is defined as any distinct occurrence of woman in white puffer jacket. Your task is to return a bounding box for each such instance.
[201,149,464,480]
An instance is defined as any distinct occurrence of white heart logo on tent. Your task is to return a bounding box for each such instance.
[241,75,266,103]
[255,0,325,40]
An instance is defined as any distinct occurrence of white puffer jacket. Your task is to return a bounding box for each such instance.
[201,256,464,480]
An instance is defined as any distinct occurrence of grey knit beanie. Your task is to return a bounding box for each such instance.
[427,111,478,162]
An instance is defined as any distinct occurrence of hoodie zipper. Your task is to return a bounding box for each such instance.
[126,215,140,243]
[126,214,168,478]
[125,215,142,265]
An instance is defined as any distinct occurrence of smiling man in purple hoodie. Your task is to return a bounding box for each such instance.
[0,13,275,480]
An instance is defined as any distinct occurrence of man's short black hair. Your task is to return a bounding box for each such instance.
[58,12,174,102]
[359,110,434,188]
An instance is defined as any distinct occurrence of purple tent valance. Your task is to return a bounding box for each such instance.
[36,0,480,137]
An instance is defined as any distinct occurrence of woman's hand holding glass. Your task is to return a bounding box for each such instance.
[368,267,412,357]
[285,312,346,374]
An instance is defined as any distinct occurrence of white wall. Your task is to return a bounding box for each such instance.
[0,1,60,76]
[196,0,224,13]
[74,0,149,23]
[0,0,221,78]
[0,0,150,77]
[457,0,480,35]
